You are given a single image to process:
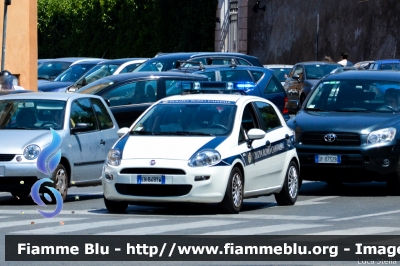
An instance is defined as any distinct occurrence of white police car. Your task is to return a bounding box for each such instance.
[102,85,299,214]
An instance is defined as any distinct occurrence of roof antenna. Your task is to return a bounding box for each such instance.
[102,45,110,59]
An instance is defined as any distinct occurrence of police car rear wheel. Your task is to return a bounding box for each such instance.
[104,197,128,213]
[275,161,299,206]
[219,167,243,214]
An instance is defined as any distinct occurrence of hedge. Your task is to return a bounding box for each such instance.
[38,0,218,59]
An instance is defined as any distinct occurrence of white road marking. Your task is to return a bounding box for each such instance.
[306,227,400,235]
[0,217,86,229]
[224,214,332,221]
[12,218,165,235]
[201,223,329,235]
[294,196,338,206]
[329,210,400,221]
[96,220,245,235]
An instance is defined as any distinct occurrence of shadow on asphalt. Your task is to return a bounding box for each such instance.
[0,192,103,206]
[299,181,392,197]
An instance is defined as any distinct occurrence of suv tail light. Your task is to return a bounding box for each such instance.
[283,95,289,114]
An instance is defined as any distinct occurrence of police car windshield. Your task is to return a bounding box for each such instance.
[131,101,237,136]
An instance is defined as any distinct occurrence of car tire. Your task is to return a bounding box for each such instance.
[300,94,306,107]
[104,197,128,213]
[11,190,30,200]
[219,167,243,214]
[51,163,69,202]
[387,173,400,195]
[274,160,299,206]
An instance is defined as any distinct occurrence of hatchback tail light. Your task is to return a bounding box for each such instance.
[283,95,289,114]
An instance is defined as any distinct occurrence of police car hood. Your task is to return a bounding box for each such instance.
[120,136,218,160]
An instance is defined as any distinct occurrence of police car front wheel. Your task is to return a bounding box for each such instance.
[219,167,243,214]
[104,197,128,213]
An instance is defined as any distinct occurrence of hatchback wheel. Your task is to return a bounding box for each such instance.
[51,164,69,202]
[275,161,299,205]
[104,197,128,213]
[219,167,243,214]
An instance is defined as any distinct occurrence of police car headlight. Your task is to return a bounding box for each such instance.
[188,149,221,167]
[367,128,396,144]
[23,144,41,160]
[107,149,121,166]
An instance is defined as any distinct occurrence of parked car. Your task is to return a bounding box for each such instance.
[75,72,209,127]
[284,61,342,112]
[38,59,107,92]
[0,92,119,200]
[38,58,99,84]
[286,70,400,193]
[354,60,374,70]
[264,64,294,86]
[103,92,299,213]
[368,59,400,70]
[133,52,263,72]
[66,58,148,93]
[184,64,290,120]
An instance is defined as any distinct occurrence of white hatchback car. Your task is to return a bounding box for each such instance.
[103,92,300,214]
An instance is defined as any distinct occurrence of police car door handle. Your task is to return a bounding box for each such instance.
[100,139,105,146]
[265,140,271,147]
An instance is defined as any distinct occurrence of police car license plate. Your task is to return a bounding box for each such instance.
[315,155,341,164]
[137,175,165,184]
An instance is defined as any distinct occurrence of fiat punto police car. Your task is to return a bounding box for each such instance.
[102,84,300,214]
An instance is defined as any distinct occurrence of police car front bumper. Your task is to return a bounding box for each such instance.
[103,159,232,203]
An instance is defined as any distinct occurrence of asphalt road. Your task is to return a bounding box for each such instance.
[1,180,400,266]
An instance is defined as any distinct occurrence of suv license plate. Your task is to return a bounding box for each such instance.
[137,175,165,184]
[315,155,341,164]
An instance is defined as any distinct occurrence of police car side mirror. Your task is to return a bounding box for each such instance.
[117,127,129,138]
[247,128,265,140]
[246,128,265,148]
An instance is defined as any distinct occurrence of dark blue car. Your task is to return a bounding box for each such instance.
[182,64,290,120]
[287,70,400,193]
[368,59,400,70]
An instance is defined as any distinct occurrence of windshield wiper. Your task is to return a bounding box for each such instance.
[176,131,214,136]
[304,107,325,111]
[336,109,371,112]
[129,131,154,135]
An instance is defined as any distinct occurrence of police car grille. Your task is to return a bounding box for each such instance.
[120,168,186,175]
[300,133,360,146]
[0,154,15,161]
[115,184,192,197]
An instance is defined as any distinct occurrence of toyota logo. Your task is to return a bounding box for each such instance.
[150,160,156,166]
[324,133,337,142]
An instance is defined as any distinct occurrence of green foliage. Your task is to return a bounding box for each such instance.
[38,0,218,59]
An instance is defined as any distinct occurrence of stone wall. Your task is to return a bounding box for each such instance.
[247,0,400,65]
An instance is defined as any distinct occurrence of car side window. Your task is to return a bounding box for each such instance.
[264,76,285,94]
[255,101,282,131]
[91,98,114,130]
[202,72,216,81]
[241,103,259,134]
[70,98,98,131]
[237,59,251,66]
[293,66,303,77]
[250,71,263,83]
[103,81,154,106]
[220,70,252,82]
